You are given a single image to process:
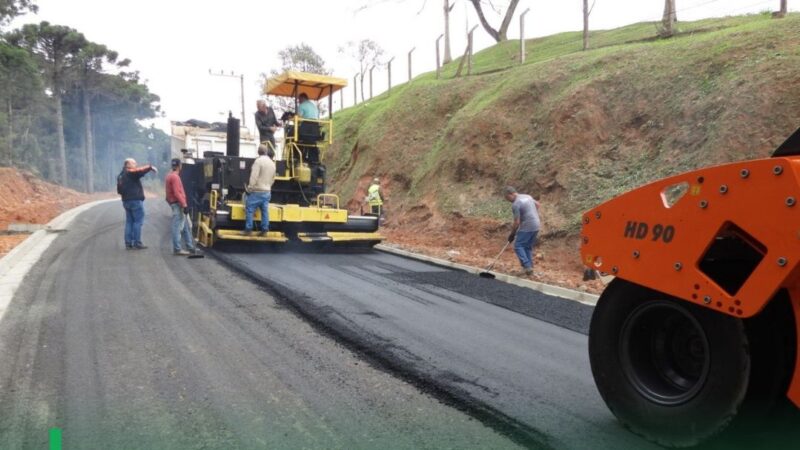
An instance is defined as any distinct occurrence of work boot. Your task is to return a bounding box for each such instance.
[174,249,191,256]
[525,267,534,276]
[133,244,148,250]
[240,229,252,236]
[259,230,269,237]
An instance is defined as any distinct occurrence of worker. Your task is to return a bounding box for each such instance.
[242,144,276,236]
[117,158,158,250]
[365,177,383,217]
[503,186,541,277]
[165,158,197,256]
[297,93,319,119]
[254,99,280,149]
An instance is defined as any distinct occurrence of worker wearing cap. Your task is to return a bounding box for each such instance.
[366,177,383,217]
[117,158,157,250]
[165,158,196,255]
[504,186,541,277]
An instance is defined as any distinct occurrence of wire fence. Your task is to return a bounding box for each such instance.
[332,0,786,113]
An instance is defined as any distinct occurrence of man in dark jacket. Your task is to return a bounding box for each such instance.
[117,158,158,249]
[254,99,280,149]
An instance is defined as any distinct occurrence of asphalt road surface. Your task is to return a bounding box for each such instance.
[1,202,798,449]
[0,202,519,449]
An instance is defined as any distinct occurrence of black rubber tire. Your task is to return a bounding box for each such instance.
[589,279,750,447]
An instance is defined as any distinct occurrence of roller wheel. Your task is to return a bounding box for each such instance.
[589,279,750,447]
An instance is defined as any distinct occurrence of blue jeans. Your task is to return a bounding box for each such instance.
[245,191,271,232]
[514,230,539,269]
[170,204,196,252]
[123,200,145,246]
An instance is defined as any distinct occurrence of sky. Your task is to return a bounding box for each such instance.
[10,0,793,132]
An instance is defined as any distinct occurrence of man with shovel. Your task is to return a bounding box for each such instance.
[166,158,199,256]
[504,186,541,277]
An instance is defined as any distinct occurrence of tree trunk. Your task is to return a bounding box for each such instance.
[6,99,12,165]
[468,0,520,42]
[661,0,676,37]
[583,0,589,51]
[54,91,67,185]
[775,0,788,17]
[443,0,453,63]
[496,0,521,41]
[82,88,94,193]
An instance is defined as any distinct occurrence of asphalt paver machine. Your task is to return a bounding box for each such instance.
[182,71,383,248]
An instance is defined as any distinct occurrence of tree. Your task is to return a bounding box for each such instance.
[0,42,41,165]
[340,39,384,102]
[661,0,677,37]
[6,22,88,185]
[74,42,120,192]
[467,0,521,42]
[0,0,37,28]
[262,43,330,114]
[583,0,597,51]
[443,0,455,63]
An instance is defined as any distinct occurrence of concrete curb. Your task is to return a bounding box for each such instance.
[375,244,599,306]
[0,199,116,321]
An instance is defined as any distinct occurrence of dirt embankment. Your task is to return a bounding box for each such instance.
[329,15,800,292]
[0,167,106,256]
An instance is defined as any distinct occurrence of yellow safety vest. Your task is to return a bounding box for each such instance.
[367,184,383,206]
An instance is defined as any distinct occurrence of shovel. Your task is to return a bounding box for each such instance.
[185,213,205,259]
[479,240,511,279]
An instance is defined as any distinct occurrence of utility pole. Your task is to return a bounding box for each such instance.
[520,8,530,63]
[408,47,415,81]
[209,69,246,126]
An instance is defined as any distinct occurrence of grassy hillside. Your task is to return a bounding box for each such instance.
[328,13,800,240]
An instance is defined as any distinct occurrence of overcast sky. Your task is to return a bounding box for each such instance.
[10,0,792,132]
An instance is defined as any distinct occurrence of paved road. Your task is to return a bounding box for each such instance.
[216,247,653,450]
[0,202,520,449]
[217,242,800,450]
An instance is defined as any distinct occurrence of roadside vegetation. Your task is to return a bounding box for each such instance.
[330,12,800,238]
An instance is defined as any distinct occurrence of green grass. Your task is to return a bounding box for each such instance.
[328,12,800,236]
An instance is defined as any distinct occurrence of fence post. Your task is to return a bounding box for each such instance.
[387,57,395,92]
[339,88,343,112]
[408,47,415,81]
[353,73,358,105]
[520,8,530,64]
[467,25,478,75]
[369,65,375,99]
[435,34,444,79]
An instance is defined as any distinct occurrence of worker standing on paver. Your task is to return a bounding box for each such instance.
[503,186,541,277]
[365,177,384,218]
[242,145,276,236]
[117,158,158,250]
[165,158,197,256]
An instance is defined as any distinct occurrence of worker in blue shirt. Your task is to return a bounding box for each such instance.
[298,93,319,119]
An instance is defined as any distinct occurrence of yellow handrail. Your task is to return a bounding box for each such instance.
[210,189,218,212]
[317,194,339,209]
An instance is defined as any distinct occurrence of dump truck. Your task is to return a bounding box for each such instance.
[581,129,800,446]
[181,71,383,248]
